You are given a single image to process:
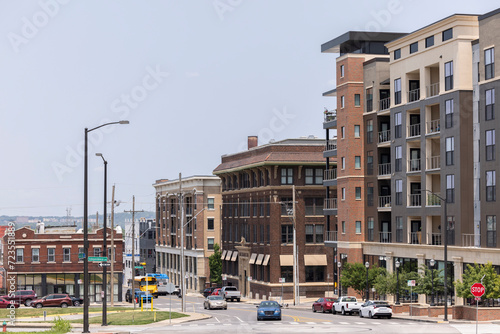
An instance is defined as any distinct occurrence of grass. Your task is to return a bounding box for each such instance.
[0,306,131,318]
[69,310,188,326]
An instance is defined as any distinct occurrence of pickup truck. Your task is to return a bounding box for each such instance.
[220,286,241,302]
[333,296,361,315]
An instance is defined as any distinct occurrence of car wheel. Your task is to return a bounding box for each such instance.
[61,303,68,308]
[237,298,240,302]
[341,307,346,315]
[312,306,316,312]
[73,301,81,307]
[321,306,325,313]
[332,308,336,315]
[224,307,227,310]
[36,303,43,308]
[369,311,373,319]
[387,315,392,319]
[359,311,363,318]
[24,299,32,307]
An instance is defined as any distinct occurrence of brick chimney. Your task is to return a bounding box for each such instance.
[248,136,258,150]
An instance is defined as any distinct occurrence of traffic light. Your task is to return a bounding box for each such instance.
[140,262,146,266]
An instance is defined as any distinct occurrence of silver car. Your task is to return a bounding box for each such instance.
[204,295,227,310]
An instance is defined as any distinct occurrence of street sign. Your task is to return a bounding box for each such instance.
[248,276,252,281]
[222,275,227,281]
[471,283,485,297]
[99,262,111,267]
[88,256,107,262]
[475,297,481,301]
[78,253,86,259]
[165,283,176,294]
[135,266,144,269]
[407,280,416,287]
[279,278,285,283]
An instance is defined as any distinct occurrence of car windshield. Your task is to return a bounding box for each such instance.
[259,301,279,307]
[325,298,335,302]
[373,301,389,306]
[209,296,223,300]
[344,297,357,302]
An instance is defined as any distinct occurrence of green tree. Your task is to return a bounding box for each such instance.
[414,264,444,295]
[341,263,386,296]
[455,262,500,300]
[208,243,222,284]
[373,269,418,297]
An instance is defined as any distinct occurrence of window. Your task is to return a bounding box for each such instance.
[341,187,346,200]
[446,174,455,203]
[281,197,293,215]
[442,28,453,42]
[485,47,495,80]
[445,61,453,90]
[340,64,344,77]
[354,125,360,138]
[486,129,495,161]
[366,88,373,112]
[394,48,401,60]
[94,247,100,257]
[425,35,434,48]
[445,99,453,128]
[341,221,346,234]
[355,187,361,200]
[486,170,496,202]
[281,225,293,243]
[367,218,374,241]
[281,168,293,184]
[367,183,374,206]
[305,198,323,215]
[341,126,345,138]
[410,42,418,54]
[64,248,71,262]
[306,224,324,243]
[207,218,214,230]
[341,157,345,169]
[396,217,403,242]
[394,78,402,104]
[355,221,361,234]
[48,248,55,262]
[207,238,214,250]
[394,112,402,138]
[355,94,361,106]
[305,168,323,185]
[207,198,215,210]
[486,89,495,121]
[487,215,497,248]
[446,137,454,165]
[367,151,373,175]
[341,95,345,108]
[395,146,402,172]
[355,156,361,169]
[395,179,402,205]
[366,120,373,143]
[32,248,39,262]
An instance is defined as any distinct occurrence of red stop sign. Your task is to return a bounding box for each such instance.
[471,283,485,297]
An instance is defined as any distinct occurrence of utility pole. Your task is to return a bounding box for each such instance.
[292,185,298,305]
[179,173,186,313]
[110,185,115,307]
[125,196,144,313]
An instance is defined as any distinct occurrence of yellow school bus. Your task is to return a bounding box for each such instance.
[133,276,158,298]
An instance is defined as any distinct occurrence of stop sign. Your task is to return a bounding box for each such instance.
[471,283,485,297]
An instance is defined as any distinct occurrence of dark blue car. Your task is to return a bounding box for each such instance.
[256,301,282,321]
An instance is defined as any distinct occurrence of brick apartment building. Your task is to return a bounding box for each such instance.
[213,136,336,299]
[2,224,124,302]
[322,9,500,304]
[154,176,221,292]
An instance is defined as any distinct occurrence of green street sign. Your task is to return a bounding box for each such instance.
[88,256,107,262]
[78,253,86,259]
[135,266,144,269]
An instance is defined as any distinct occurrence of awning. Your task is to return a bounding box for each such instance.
[230,251,238,261]
[262,254,270,266]
[304,254,327,266]
[249,253,257,265]
[255,254,264,265]
[280,255,293,266]
[221,250,227,260]
[225,251,233,261]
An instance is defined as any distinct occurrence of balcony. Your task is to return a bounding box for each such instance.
[379,232,392,243]
[379,97,390,111]
[426,192,442,206]
[378,130,391,144]
[407,123,421,138]
[323,169,337,187]
[426,82,440,97]
[427,156,440,171]
[409,232,422,244]
[408,159,421,172]
[323,110,337,129]
[325,231,337,242]
[378,163,391,176]
[462,234,480,247]
[408,194,422,207]
[324,140,337,158]
[429,233,442,245]
[408,88,420,102]
[426,119,440,134]
[323,198,337,215]
[378,195,391,211]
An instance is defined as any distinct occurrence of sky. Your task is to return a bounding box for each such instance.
[0,0,497,217]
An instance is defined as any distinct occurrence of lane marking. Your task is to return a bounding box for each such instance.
[235,316,244,323]
[340,321,349,324]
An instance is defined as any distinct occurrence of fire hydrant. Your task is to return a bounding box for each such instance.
[3,321,6,332]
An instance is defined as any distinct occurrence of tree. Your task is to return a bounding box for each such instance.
[414,264,444,295]
[341,263,386,296]
[373,268,418,297]
[208,243,222,284]
[455,262,500,300]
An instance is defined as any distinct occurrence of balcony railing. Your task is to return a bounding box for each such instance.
[378,195,391,208]
[408,88,420,102]
[324,198,338,210]
[324,110,337,122]
[462,234,480,247]
[379,97,391,111]
[408,123,421,137]
[326,231,337,242]
[427,82,440,97]
[408,194,422,207]
[324,169,337,181]
[408,158,421,172]
[380,232,392,243]
[325,140,337,151]
[409,232,422,244]
[426,119,440,134]
[378,163,391,176]
[427,156,441,170]
[429,233,442,245]
[427,192,442,206]
[378,130,391,143]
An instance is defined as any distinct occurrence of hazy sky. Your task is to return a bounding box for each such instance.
[0,0,497,217]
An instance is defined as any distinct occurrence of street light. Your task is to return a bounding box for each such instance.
[365,261,370,302]
[95,153,108,326]
[83,120,128,333]
[430,259,436,306]
[337,262,342,298]
[395,260,400,305]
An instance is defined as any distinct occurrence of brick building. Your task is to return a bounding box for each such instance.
[213,136,335,299]
[2,224,124,302]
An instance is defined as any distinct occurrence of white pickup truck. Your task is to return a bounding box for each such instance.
[220,286,241,302]
[333,296,361,315]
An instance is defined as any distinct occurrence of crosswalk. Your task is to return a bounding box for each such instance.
[172,321,415,327]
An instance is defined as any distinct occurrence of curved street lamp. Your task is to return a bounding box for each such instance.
[365,262,370,302]
[395,260,400,305]
[430,259,436,306]
[337,261,342,298]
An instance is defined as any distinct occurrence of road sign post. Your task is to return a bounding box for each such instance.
[471,283,485,334]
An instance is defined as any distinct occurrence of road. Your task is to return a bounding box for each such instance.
[113,295,500,334]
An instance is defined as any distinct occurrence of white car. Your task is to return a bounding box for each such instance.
[359,300,392,319]
[203,295,227,310]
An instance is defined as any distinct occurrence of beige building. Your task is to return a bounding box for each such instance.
[154,176,221,292]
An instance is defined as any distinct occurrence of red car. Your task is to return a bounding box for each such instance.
[0,298,19,308]
[211,288,221,296]
[312,297,336,313]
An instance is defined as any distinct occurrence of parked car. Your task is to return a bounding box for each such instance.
[256,301,282,321]
[125,288,141,303]
[31,294,72,308]
[0,290,37,306]
[203,295,227,310]
[359,300,392,319]
[203,287,221,298]
[220,286,241,302]
[135,291,153,304]
[333,296,361,315]
[69,295,83,307]
[312,297,336,313]
[0,298,19,308]
[211,288,222,296]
